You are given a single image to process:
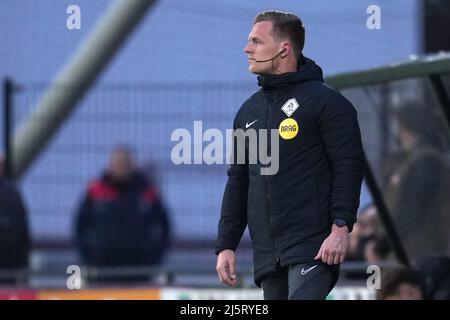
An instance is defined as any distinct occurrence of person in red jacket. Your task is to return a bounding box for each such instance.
[75,146,170,283]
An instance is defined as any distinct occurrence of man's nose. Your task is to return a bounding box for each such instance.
[243,43,252,54]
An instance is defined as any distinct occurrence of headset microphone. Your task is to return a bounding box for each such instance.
[254,49,285,63]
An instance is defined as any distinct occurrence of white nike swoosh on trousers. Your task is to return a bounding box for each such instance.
[300,265,318,275]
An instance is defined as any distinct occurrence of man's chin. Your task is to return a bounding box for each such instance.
[248,66,263,75]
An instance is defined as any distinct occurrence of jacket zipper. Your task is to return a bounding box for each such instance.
[264,92,281,266]
[268,187,280,265]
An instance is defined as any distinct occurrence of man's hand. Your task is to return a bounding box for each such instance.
[216,249,237,287]
[314,224,349,265]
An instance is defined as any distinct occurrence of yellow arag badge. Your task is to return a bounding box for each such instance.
[278,118,299,140]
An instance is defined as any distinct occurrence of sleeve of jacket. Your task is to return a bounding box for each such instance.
[75,192,94,260]
[318,92,365,232]
[145,193,171,262]
[214,114,249,255]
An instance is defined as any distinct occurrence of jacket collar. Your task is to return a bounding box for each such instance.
[257,55,324,90]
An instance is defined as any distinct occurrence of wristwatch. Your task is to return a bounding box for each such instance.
[333,218,347,228]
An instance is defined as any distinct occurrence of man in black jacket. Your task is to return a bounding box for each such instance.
[215,11,364,299]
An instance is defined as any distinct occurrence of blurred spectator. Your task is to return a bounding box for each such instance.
[75,146,170,283]
[347,204,390,262]
[0,154,30,283]
[383,104,450,261]
[363,236,391,263]
[376,266,424,300]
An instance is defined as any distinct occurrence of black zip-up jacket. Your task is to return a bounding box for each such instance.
[215,56,364,286]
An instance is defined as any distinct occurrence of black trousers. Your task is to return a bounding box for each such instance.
[260,262,340,300]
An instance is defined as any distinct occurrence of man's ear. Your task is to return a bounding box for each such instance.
[280,44,290,58]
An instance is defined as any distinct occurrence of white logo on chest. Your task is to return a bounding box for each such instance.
[245,119,258,129]
[281,98,300,117]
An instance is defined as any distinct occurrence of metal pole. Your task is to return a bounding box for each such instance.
[3,78,13,179]
[380,84,390,167]
[428,75,450,128]
[363,153,410,266]
[12,0,157,179]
